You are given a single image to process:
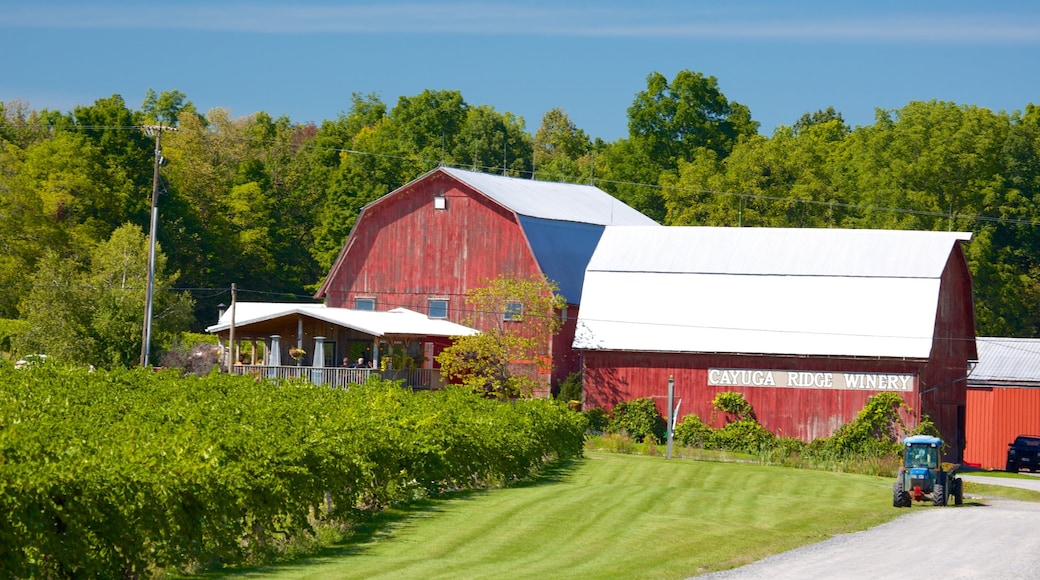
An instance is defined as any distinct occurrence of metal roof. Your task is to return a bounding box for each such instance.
[439,167,658,226]
[206,302,479,337]
[587,226,971,278]
[969,338,1040,386]
[575,227,971,359]
[518,216,605,304]
[437,168,658,303]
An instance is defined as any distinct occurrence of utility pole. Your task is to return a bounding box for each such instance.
[227,283,237,373]
[139,124,176,367]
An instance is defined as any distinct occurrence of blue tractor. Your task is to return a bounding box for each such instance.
[893,434,963,507]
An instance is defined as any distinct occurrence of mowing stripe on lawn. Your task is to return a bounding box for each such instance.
[217,452,903,579]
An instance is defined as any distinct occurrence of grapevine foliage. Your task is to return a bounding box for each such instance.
[0,364,586,577]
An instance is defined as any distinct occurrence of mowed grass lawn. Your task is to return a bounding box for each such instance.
[214,451,905,580]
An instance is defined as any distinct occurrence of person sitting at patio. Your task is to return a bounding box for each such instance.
[342,357,351,367]
[352,357,366,368]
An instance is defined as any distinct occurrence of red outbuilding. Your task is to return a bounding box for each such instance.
[575,226,977,461]
[964,337,1040,470]
[316,167,658,393]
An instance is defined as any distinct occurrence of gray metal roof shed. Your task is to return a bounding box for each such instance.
[970,337,1040,387]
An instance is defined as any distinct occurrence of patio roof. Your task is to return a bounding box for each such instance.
[205,302,479,338]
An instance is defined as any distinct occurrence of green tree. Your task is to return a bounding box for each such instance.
[593,137,668,222]
[89,224,194,366]
[453,105,532,176]
[70,95,154,223]
[17,224,193,367]
[389,89,469,164]
[533,107,591,183]
[793,106,848,135]
[628,70,758,166]
[662,115,848,228]
[0,100,55,148]
[140,88,198,126]
[833,101,1006,231]
[436,275,566,398]
[17,249,93,361]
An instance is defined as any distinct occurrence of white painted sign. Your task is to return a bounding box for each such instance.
[707,368,914,391]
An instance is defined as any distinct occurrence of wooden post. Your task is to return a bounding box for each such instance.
[666,375,675,459]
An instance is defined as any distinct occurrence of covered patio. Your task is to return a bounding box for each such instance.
[206,302,478,390]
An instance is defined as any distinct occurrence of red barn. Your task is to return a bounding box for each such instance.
[575,226,977,461]
[964,337,1040,470]
[316,167,658,393]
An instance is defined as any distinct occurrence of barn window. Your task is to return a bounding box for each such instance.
[504,301,523,322]
[428,299,448,319]
[434,195,447,210]
[355,297,375,311]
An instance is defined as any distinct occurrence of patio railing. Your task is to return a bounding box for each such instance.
[233,365,443,390]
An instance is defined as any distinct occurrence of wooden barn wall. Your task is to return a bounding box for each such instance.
[964,387,1040,470]
[583,351,925,443]
[914,245,976,458]
[551,304,581,388]
[322,173,572,388]
[323,174,541,314]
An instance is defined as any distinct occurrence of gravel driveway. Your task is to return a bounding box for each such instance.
[697,475,1040,579]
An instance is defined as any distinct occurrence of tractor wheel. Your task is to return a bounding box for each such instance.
[953,477,964,505]
[893,480,911,508]
[932,481,947,506]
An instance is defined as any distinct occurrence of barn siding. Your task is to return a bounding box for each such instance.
[325,175,542,312]
[964,387,1040,470]
[583,351,924,443]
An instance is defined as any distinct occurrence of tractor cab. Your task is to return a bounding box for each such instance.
[893,435,962,507]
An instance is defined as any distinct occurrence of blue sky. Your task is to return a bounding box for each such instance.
[2,1,1038,141]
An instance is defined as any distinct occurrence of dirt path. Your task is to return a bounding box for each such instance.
[698,477,1040,579]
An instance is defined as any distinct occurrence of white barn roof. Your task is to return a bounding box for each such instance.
[574,227,972,359]
[439,167,657,226]
[206,302,478,338]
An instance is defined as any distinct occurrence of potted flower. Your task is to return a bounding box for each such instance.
[288,347,306,365]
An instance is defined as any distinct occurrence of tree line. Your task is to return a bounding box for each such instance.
[1,70,1039,367]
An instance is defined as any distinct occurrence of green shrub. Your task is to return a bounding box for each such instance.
[557,371,582,405]
[673,414,713,448]
[592,432,637,454]
[775,436,808,456]
[584,407,609,433]
[910,414,940,437]
[607,398,666,443]
[820,392,907,459]
[712,391,756,421]
[710,419,777,453]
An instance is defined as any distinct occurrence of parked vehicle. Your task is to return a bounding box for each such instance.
[893,435,963,507]
[14,354,47,369]
[1006,435,1040,473]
